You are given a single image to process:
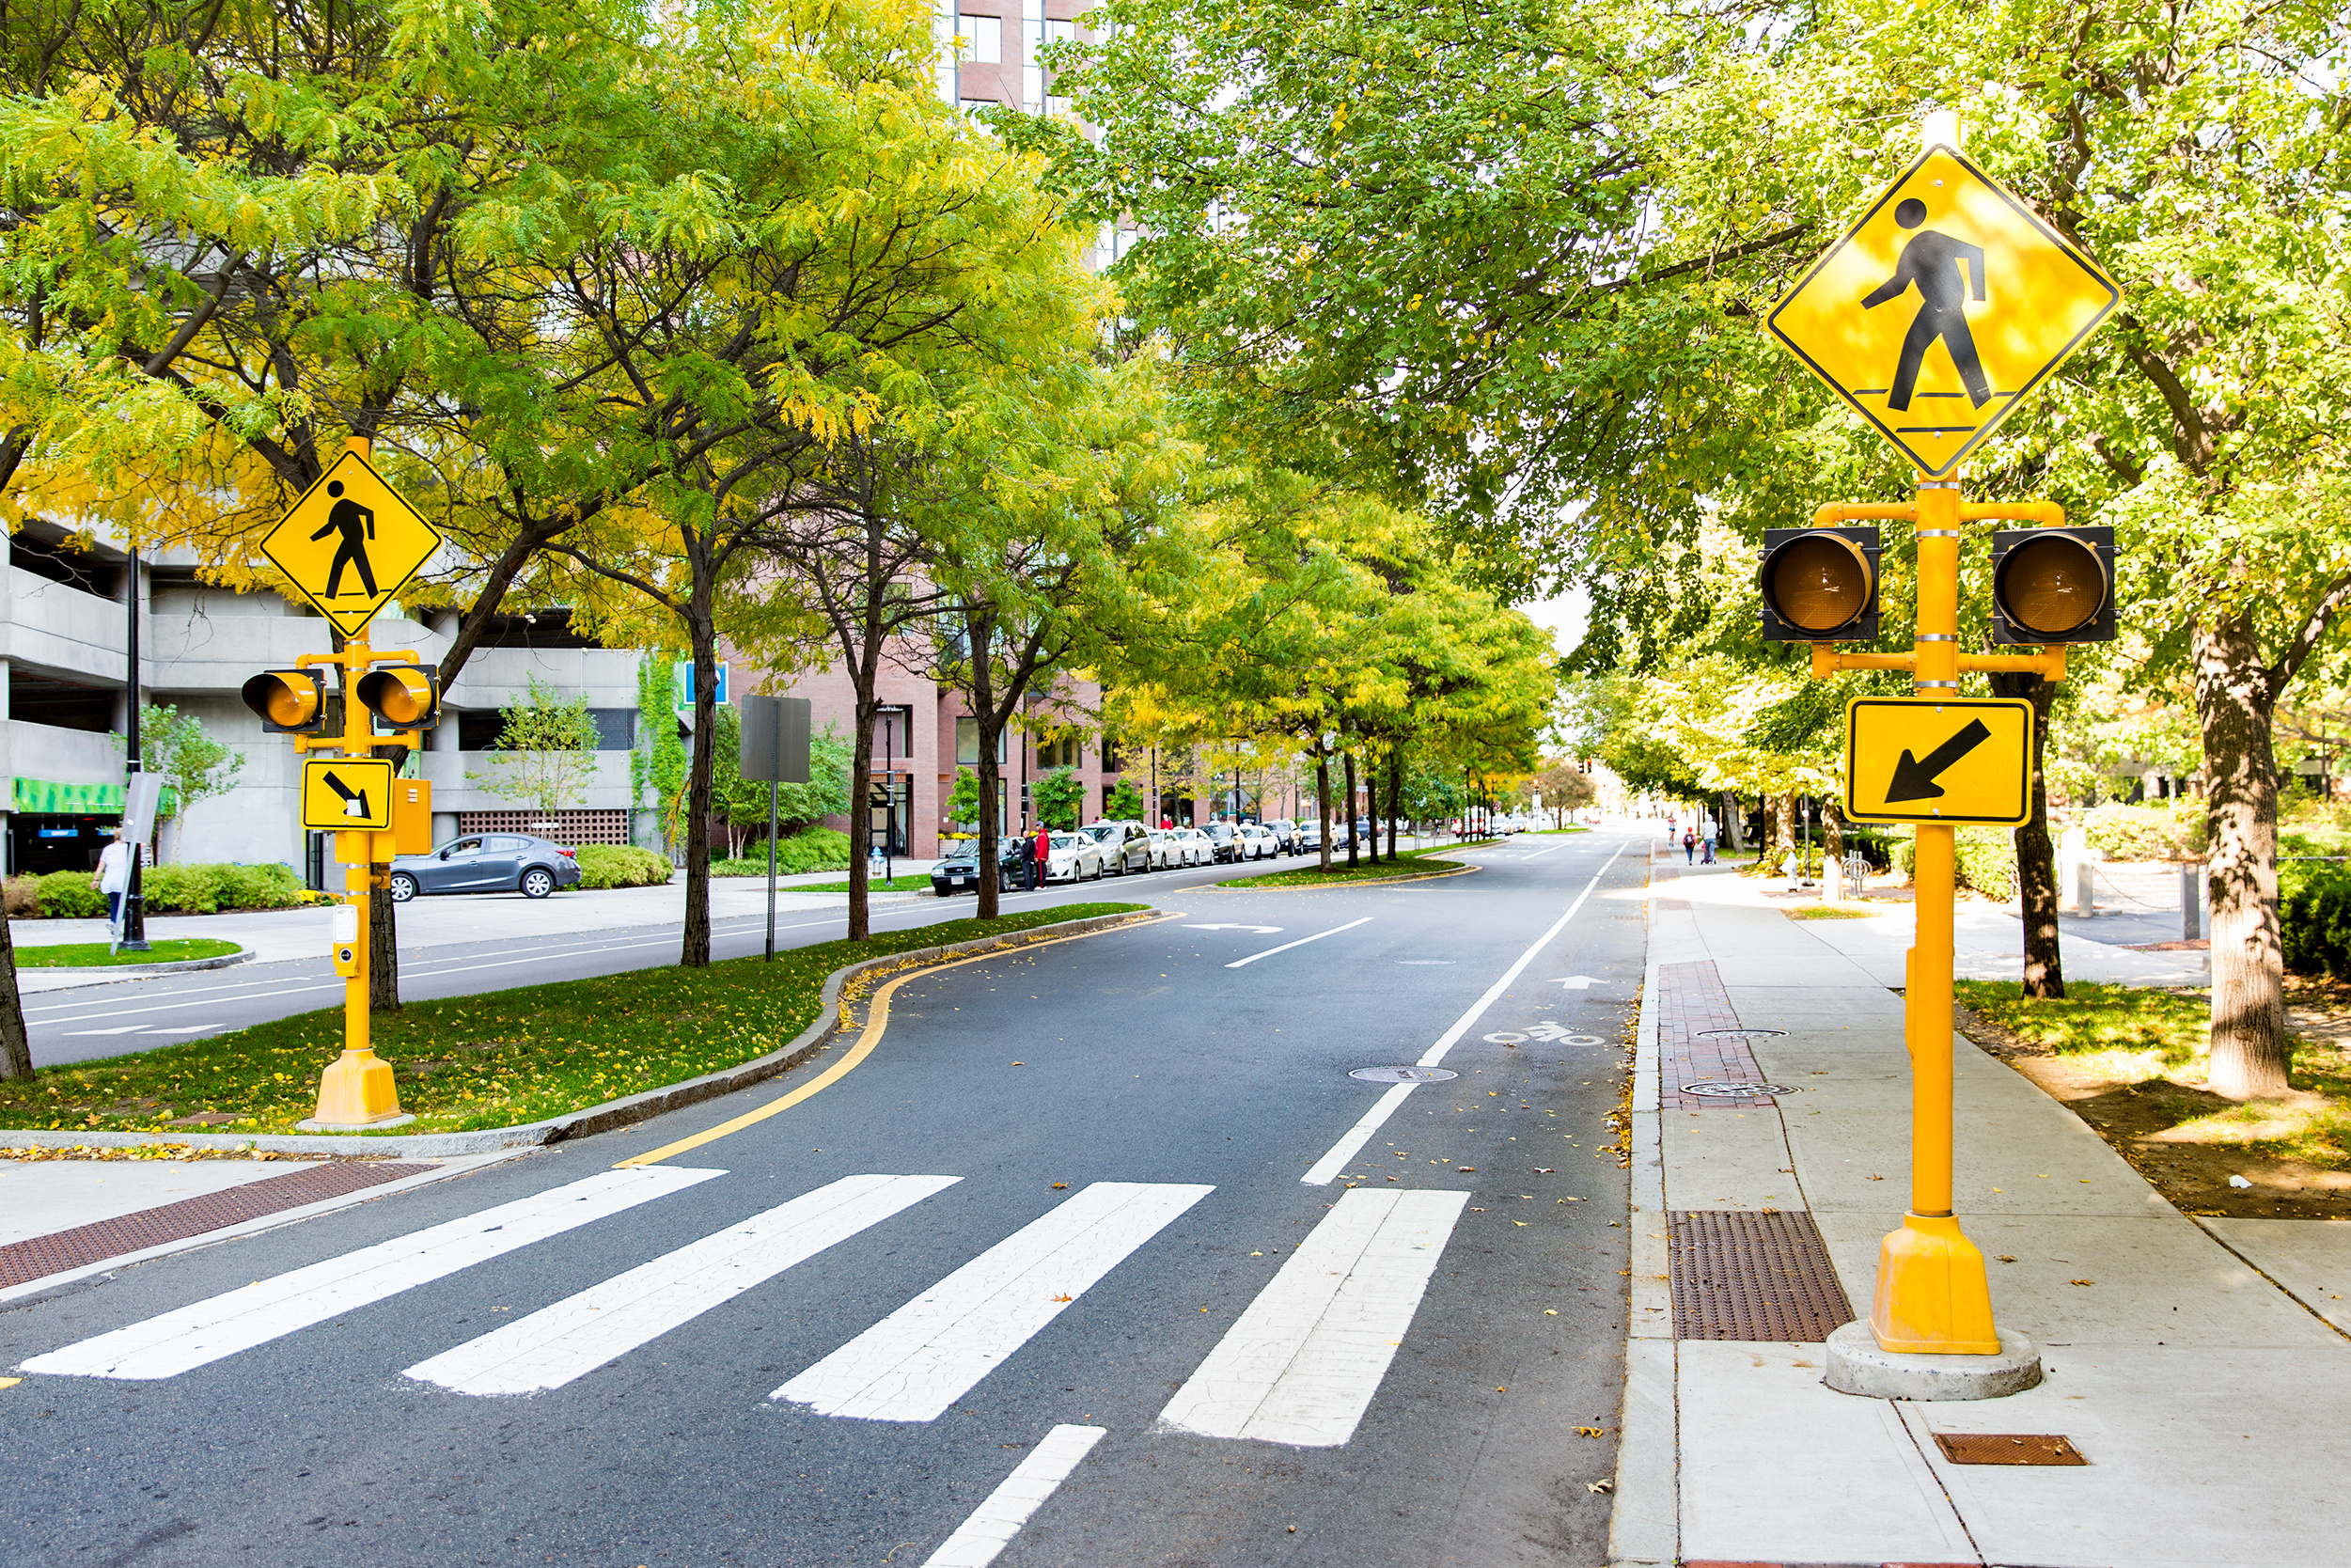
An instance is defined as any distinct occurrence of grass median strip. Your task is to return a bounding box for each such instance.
[1230,842,1490,890]
[1,904,1147,1138]
[15,939,243,968]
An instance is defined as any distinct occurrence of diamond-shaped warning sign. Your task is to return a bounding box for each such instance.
[259,450,441,637]
[1768,146,2120,477]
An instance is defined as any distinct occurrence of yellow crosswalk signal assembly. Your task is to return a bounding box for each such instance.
[1991,526,2115,644]
[355,664,440,729]
[241,668,328,733]
[1758,525,1881,641]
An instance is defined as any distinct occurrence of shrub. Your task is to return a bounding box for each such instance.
[2284,873,2351,977]
[1893,827,2016,898]
[2084,802,2202,862]
[713,828,854,877]
[212,863,307,910]
[574,844,672,890]
[4,875,39,917]
[143,863,223,914]
[36,870,106,918]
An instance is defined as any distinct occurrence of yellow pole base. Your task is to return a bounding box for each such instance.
[313,1047,403,1127]
[1870,1214,2001,1355]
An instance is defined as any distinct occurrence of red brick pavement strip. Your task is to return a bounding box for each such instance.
[0,1162,435,1288]
[1656,959,1779,1111]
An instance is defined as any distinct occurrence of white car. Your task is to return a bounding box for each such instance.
[1179,828,1215,866]
[1146,828,1182,870]
[1043,831,1104,883]
[1236,822,1277,859]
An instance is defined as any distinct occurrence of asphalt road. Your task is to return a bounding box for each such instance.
[24,854,1308,1069]
[2,830,1648,1566]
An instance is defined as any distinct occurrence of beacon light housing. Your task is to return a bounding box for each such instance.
[241,668,329,733]
[354,665,440,730]
[1990,526,2116,645]
[1758,525,1883,642]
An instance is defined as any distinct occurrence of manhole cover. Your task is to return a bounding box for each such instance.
[1679,1081,1796,1097]
[1695,1027,1786,1041]
[1562,1034,1603,1045]
[1350,1066,1459,1083]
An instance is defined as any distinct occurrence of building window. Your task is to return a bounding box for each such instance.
[956,717,1008,764]
[1101,737,1121,773]
[962,12,1002,61]
[590,709,636,751]
[10,672,116,733]
[1038,735,1082,770]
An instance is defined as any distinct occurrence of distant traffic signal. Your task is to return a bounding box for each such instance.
[1758,525,1882,642]
[354,664,440,730]
[1990,526,2116,644]
[241,668,328,733]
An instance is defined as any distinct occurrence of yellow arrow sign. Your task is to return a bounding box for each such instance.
[259,451,442,637]
[1768,146,2120,477]
[1844,698,2033,826]
[302,759,396,831]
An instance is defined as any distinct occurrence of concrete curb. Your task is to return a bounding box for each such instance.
[17,949,255,990]
[1608,899,1679,1566]
[0,908,1163,1160]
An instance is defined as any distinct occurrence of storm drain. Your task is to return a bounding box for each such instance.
[1349,1066,1458,1083]
[0,1161,434,1289]
[1667,1209,1855,1341]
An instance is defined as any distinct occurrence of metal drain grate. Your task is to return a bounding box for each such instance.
[1667,1209,1856,1341]
[0,1161,434,1289]
[1933,1433,2087,1466]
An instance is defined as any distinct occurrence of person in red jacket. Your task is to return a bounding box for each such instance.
[1034,823,1052,886]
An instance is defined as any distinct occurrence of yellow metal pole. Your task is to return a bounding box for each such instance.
[310,431,403,1127]
[1867,470,1999,1355]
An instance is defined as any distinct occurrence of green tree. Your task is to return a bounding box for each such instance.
[776,724,854,836]
[1032,767,1086,830]
[130,704,244,862]
[1105,778,1145,821]
[632,656,689,858]
[467,677,601,825]
[946,768,983,832]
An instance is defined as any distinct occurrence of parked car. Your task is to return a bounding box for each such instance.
[1083,820,1153,875]
[1263,819,1300,855]
[1043,832,1104,883]
[1172,827,1214,866]
[1294,819,1324,853]
[1235,822,1277,860]
[1203,822,1240,863]
[1146,828,1183,870]
[388,833,583,902]
[931,837,1027,896]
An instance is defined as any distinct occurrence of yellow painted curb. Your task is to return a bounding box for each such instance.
[617,908,1186,1167]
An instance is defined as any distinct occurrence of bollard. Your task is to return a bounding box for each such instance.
[2181,863,2202,941]
[2075,857,2095,917]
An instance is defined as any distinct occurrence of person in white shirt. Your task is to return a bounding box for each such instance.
[92,828,134,928]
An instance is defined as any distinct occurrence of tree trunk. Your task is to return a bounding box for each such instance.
[1343,749,1359,869]
[972,612,1002,922]
[368,879,400,1009]
[1773,791,1798,870]
[681,549,720,966]
[0,901,31,1080]
[1822,797,1845,900]
[2196,610,2288,1098]
[1721,792,1743,851]
[1758,795,1776,866]
[1316,753,1333,871]
[1991,669,2065,999]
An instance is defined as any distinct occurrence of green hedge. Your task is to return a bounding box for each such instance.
[30,871,104,918]
[2284,874,2351,977]
[713,827,852,877]
[2084,803,2203,862]
[1893,827,2017,898]
[573,844,672,890]
[8,863,313,917]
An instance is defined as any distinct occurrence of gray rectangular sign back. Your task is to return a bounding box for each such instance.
[738,695,811,784]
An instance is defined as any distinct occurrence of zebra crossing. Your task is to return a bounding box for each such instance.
[18,1168,1469,1453]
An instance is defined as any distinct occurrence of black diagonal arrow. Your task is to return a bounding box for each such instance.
[1886,717,1993,803]
[321,770,372,820]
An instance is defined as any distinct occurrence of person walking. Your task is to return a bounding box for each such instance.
[1683,827,1698,864]
[92,826,133,936]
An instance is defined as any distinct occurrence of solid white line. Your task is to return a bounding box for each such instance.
[920,1424,1106,1568]
[1298,839,1626,1184]
[1159,1187,1468,1448]
[1300,1083,1418,1187]
[20,1167,721,1381]
[773,1181,1213,1422]
[1225,917,1372,969]
[404,1173,958,1396]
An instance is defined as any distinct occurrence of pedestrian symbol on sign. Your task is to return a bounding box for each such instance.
[1861,198,1990,413]
[313,480,379,598]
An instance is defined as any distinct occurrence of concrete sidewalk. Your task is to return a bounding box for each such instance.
[1614,859,2351,1568]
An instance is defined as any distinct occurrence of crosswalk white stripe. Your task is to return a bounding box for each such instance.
[920,1424,1105,1568]
[19,1167,721,1381]
[403,1173,959,1396]
[774,1181,1213,1422]
[1157,1186,1467,1448]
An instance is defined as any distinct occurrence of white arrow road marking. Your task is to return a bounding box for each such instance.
[405,1173,958,1397]
[1546,975,1600,989]
[920,1423,1107,1568]
[1159,1187,1468,1448]
[23,1167,721,1381]
[1181,924,1284,934]
[774,1182,1212,1422]
[1226,917,1372,969]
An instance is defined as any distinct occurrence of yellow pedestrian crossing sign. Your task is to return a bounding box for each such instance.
[1844,698,2033,826]
[1768,146,2120,477]
[302,758,396,830]
[259,450,441,637]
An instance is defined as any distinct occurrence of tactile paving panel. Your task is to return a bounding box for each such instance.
[0,1161,432,1288]
[1668,1209,1856,1341]
[1933,1433,2088,1466]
